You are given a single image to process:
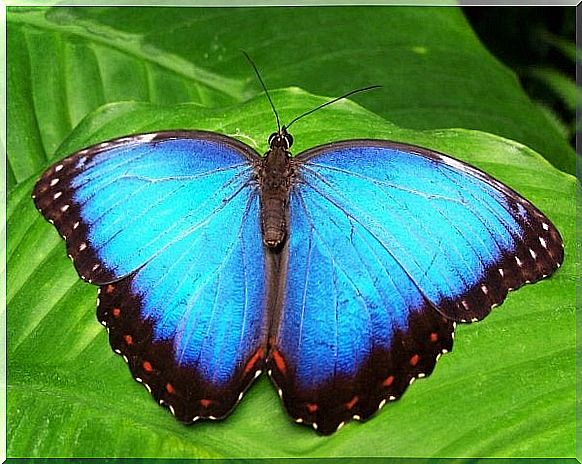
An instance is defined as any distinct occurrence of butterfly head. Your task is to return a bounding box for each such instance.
[268,126,294,152]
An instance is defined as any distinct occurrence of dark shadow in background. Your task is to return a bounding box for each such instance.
[463,7,576,148]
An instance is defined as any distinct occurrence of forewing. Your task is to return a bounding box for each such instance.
[268,141,563,434]
[32,131,258,284]
[297,141,563,321]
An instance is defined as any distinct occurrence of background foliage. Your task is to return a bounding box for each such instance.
[465,7,578,147]
[7,6,576,459]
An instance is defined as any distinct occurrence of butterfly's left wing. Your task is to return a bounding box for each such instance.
[267,140,563,434]
[33,131,269,421]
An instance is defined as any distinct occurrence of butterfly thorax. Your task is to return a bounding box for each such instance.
[258,130,294,249]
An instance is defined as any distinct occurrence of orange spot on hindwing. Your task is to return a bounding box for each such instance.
[106,285,115,294]
[409,354,420,366]
[200,399,212,408]
[112,307,121,318]
[306,403,318,413]
[383,375,395,387]
[123,334,133,345]
[244,347,264,374]
[345,395,359,410]
[143,361,153,372]
[166,383,175,394]
[430,332,438,342]
[271,349,287,374]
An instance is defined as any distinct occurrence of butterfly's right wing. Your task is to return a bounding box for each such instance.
[267,140,563,434]
[33,131,269,421]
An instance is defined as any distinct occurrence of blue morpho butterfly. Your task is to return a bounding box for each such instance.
[32,67,564,435]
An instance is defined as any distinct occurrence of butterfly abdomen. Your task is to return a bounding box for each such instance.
[259,145,293,248]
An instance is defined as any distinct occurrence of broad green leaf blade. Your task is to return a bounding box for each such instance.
[7,92,575,458]
[7,6,244,185]
[7,6,575,190]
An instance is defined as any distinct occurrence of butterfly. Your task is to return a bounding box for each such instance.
[31,96,564,435]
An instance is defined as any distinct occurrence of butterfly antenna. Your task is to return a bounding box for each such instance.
[242,50,281,133]
[285,85,381,130]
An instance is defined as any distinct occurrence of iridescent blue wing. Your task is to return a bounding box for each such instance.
[33,132,268,420]
[33,132,259,284]
[267,140,563,434]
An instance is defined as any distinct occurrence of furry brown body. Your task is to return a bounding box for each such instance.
[257,132,294,248]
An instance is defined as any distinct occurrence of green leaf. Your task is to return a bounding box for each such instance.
[8,92,575,458]
[525,67,579,114]
[534,104,571,141]
[539,30,578,63]
[7,6,575,191]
